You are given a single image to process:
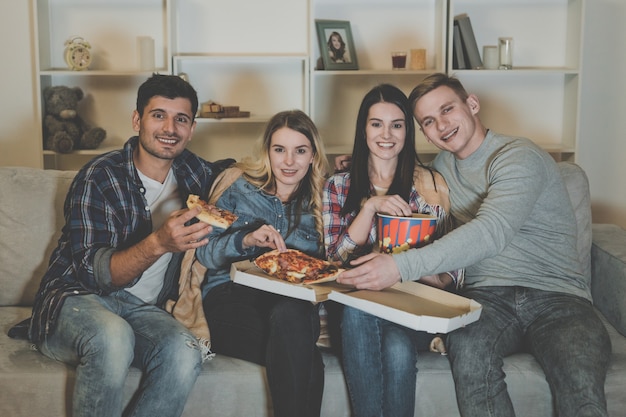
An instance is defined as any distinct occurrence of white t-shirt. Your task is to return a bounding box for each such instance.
[125,168,181,304]
[373,184,389,196]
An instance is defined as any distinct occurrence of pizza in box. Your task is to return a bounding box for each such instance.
[254,249,344,285]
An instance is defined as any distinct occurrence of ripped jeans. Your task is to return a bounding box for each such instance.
[38,291,202,417]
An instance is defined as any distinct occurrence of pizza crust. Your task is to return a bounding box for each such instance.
[186,194,237,229]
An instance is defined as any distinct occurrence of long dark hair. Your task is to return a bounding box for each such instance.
[327,32,347,62]
[341,84,430,217]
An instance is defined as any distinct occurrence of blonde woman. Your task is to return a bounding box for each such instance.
[196,110,329,417]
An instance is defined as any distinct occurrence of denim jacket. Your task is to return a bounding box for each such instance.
[195,175,322,296]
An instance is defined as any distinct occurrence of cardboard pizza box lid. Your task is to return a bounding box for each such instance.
[230,260,352,303]
[328,282,482,334]
[231,261,482,333]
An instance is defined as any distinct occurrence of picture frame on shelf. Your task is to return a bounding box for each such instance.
[315,20,358,70]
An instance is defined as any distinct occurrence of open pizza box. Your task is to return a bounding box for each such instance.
[328,282,482,334]
[231,261,482,333]
[230,260,353,303]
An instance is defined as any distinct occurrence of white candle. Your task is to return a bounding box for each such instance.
[482,45,498,69]
[138,36,155,71]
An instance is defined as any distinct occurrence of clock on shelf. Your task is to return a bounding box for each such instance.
[64,36,92,71]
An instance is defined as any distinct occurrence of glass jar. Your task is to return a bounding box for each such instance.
[498,37,513,70]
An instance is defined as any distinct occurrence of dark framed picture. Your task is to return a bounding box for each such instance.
[315,20,359,70]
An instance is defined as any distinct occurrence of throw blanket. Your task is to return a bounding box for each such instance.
[165,167,243,362]
[165,248,215,362]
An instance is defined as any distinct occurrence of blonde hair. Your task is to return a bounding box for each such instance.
[236,110,329,243]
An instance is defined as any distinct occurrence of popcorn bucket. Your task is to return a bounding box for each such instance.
[377,213,437,254]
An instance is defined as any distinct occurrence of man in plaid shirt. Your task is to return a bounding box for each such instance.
[27,74,225,417]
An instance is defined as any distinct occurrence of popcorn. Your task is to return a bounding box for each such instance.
[377,214,437,253]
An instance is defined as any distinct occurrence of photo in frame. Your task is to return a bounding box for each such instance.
[315,20,359,70]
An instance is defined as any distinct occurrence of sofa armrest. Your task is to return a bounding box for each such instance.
[591,224,626,336]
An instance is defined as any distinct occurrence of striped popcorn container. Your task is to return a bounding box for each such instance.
[377,213,437,254]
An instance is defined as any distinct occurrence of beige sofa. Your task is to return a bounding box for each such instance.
[1,164,625,417]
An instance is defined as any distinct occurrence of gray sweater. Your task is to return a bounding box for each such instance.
[394,130,591,301]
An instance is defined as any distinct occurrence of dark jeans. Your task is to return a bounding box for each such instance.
[447,286,611,417]
[203,282,324,417]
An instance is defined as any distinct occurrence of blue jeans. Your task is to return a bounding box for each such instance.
[38,291,202,417]
[447,286,611,417]
[340,306,433,417]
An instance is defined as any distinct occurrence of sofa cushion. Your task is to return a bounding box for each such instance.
[1,165,625,417]
[0,306,350,417]
[0,167,76,306]
[558,161,592,285]
[591,223,626,336]
[3,303,625,416]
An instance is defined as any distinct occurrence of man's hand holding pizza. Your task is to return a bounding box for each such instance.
[153,206,212,254]
[187,194,286,252]
[110,207,211,286]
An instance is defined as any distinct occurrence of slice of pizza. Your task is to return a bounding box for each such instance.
[186,194,238,229]
[254,249,343,284]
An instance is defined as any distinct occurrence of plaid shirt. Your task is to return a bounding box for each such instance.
[323,171,462,286]
[29,136,219,344]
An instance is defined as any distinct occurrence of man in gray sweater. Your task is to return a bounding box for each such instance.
[337,73,611,416]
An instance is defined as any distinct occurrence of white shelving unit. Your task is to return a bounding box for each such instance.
[165,0,310,162]
[172,54,309,121]
[171,54,310,161]
[310,0,447,158]
[32,0,585,168]
[34,0,172,169]
[448,0,585,161]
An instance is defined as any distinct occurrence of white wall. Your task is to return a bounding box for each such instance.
[579,0,626,228]
[0,1,42,168]
[0,1,624,228]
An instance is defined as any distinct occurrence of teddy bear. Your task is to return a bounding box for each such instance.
[43,85,106,154]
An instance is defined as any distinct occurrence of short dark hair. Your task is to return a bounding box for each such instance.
[136,74,198,119]
[408,73,469,118]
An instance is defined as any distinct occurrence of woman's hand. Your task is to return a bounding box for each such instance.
[242,224,287,252]
[362,195,413,218]
[344,194,412,248]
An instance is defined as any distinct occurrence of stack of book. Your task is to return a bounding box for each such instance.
[453,13,483,70]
